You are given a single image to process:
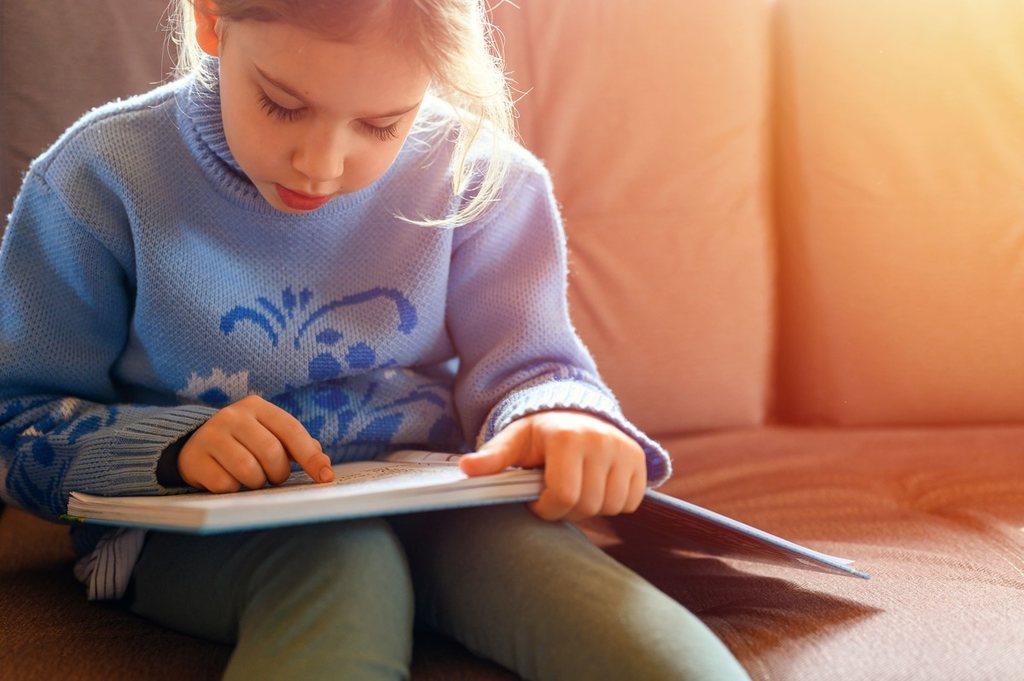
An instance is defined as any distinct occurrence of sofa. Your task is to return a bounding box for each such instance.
[3,1,1023,679]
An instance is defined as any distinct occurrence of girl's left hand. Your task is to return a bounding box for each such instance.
[459,410,647,522]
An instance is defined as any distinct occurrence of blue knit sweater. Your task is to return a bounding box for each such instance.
[0,65,670,597]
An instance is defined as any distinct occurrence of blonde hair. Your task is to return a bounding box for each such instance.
[171,0,515,226]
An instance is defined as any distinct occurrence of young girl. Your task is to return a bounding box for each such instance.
[0,1,749,679]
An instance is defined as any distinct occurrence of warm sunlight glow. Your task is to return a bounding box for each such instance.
[773,0,1024,424]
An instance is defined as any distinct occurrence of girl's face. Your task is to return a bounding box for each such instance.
[196,14,432,213]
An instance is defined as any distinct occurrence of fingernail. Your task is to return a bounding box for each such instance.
[319,467,334,483]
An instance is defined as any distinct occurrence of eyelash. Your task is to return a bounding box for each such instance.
[362,122,401,142]
[257,93,401,141]
[258,93,303,122]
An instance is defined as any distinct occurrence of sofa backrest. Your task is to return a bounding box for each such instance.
[0,0,171,222]
[773,0,1024,425]
[496,0,1024,434]
[492,0,775,436]
[6,1,1023,439]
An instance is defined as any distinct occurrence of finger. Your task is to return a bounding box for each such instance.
[185,453,243,494]
[625,466,647,513]
[254,401,334,483]
[460,419,533,477]
[530,446,583,521]
[598,462,632,517]
[210,436,269,490]
[232,422,292,485]
[459,440,521,476]
[564,452,611,523]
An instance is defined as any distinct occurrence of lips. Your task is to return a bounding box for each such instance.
[275,184,333,211]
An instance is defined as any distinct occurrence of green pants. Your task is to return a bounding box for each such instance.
[129,504,749,681]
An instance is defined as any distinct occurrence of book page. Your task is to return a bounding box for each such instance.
[69,453,539,512]
[171,461,477,505]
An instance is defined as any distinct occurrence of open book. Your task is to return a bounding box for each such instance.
[65,450,869,579]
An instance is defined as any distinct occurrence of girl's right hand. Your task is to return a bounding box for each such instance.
[177,395,335,493]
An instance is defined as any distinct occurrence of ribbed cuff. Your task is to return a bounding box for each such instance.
[479,381,672,487]
[63,405,217,497]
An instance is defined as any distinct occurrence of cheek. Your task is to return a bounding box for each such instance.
[348,144,406,188]
[219,86,277,170]
[228,115,292,180]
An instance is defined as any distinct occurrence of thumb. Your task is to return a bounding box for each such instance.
[460,421,529,477]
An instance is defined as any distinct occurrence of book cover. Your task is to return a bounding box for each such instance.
[65,450,869,579]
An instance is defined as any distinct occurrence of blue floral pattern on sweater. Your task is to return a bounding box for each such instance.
[0,69,669,601]
[174,286,462,458]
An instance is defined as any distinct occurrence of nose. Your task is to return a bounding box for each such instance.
[291,124,345,187]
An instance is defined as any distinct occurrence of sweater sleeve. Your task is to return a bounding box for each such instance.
[0,170,216,522]
[446,162,671,487]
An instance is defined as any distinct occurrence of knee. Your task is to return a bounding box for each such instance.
[578,596,751,681]
[249,518,413,598]
[229,520,416,680]
[516,582,748,681]
[314,517,408,566]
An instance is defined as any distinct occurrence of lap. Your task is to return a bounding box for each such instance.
[128,505,748,681]
[130,517,412,645]
[393,504,750,681]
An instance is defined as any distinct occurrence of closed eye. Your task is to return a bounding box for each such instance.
[258,92,304,122]
[258,89,401,141]
[359,120,401,142]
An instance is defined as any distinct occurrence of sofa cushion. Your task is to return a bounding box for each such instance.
[773,0,1024,425]
[588,426,1024,680]
[491,0,775,435]
[8,426,1022,680]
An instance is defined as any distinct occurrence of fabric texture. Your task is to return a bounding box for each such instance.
[773,0,1024,424]
[491,0,774,435]
[0,60,669,600]
[71,526,147,601]
[130,505,750,681]
[0,0,170,224]
[585,427,1024,681]
[4,426,1023,680]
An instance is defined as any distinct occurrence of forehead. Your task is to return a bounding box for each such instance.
[227,20,431,110]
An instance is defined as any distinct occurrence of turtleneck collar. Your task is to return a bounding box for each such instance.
[184,57,245,175]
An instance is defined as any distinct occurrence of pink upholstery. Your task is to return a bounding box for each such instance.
[774,0,1024,424]
[492,0,775,434]
[588,426,1024,680]
[0,0,172,220]
[494,1,1024,678]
